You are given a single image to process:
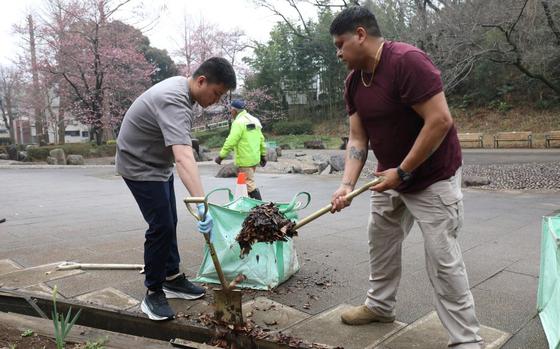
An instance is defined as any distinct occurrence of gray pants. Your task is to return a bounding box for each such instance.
[364,169,483,348]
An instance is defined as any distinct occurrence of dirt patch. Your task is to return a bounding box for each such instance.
[0,323,58,349]
[0,323,92,349]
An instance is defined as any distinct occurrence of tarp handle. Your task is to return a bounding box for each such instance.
[205,188,235,203]
[280,192,311,213]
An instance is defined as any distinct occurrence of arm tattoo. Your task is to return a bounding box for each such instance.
[349,146,366,162]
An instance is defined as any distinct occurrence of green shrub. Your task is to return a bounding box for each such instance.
[203,135,227,148]
[272,120,313,135]
[535,98,559,110]
[27,147,52,161]
[89,144,116,157]
[194,128,229,148]
[488,99,512,114]
[106,139,117,145]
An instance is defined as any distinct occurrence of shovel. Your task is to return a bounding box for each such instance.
[282,176,384,234]
[184,197,244,325]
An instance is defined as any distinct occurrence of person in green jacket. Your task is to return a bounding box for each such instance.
[215,99,266,200]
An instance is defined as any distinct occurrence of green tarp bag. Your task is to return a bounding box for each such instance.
[538,216,560,349]
[192,188,310,290]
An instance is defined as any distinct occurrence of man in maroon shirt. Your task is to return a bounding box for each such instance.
[329,6,483,349]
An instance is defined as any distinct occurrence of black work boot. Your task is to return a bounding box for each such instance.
[248,189,262,200]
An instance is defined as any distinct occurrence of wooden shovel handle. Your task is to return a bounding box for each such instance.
[293,177,384,230]
[183,198,229,290]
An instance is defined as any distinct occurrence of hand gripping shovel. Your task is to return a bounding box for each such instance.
[184,197,244,325]
[282,177,384,234]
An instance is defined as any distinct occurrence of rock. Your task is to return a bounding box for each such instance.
[0,153,8,160]
[287,165,302,174]
[275,147,282,157]
[295,152,306,157]
[266,148,278,162]
[329,154,345,172]
[47,156,57,165]
[7,144,18,160]
[314,161,329,173]
[200,152,212,161]
[303,167,318,174]
[279,144,291,150]
[462,175,491,187]
[320,164,332,175]
[199,145,210,153]
[193,151,201,162]
[67,154,85,165]
[339,136,349,150]
[25,144,37,152]
[303,140,325,149]
[216,164,238,178]
[312,154,328,162]
[49,148,66,165]
[18,151,28,162]
[110,159,115,165]
[191,138,200,155]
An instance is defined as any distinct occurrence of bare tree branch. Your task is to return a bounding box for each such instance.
[541,0,560,45]
[510,0,529,34]
[482,16,560,95]
[287,0,311,36]
[252,0,306,38]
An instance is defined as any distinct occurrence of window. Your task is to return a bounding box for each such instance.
[81,131,89,137]
[65,130,80,137]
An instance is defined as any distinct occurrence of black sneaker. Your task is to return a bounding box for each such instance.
[163,273,205,300]
[141,290,175,321]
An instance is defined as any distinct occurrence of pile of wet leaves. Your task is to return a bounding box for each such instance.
[198,315,342,349]
[237,203,297,257]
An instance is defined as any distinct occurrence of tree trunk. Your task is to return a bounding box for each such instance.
[28,15,48,145]
[57,101,65,145]
[4,96,16,144]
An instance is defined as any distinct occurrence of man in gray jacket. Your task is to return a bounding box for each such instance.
[116,57,236,321]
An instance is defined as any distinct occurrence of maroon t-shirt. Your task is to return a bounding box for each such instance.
[344,40,462,193]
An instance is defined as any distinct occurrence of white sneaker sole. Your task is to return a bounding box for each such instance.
[140,300,174,321]
[163,288,205,300]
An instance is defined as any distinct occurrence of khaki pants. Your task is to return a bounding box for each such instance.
[365,169,483,348]
[238,166,257,193]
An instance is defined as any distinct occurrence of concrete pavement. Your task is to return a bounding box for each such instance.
[1,158,559,348]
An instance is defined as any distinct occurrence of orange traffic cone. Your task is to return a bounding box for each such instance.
[235,172,249,198]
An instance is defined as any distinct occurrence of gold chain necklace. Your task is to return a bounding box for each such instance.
[360,41,384,88]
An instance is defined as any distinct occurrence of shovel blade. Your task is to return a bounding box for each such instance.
[213,288,243,325]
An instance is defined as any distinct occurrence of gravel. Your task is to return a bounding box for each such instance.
[461,162,560,191]
[279,150,560,191]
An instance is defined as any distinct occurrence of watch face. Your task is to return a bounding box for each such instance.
[398,167,411,182]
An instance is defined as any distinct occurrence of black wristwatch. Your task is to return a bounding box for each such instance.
[397,166,412,182]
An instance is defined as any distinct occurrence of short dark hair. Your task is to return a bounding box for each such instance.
[193,57,237,90]
[329,6,382,37]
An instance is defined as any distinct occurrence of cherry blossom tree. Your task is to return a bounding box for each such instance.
[38,0,154,144]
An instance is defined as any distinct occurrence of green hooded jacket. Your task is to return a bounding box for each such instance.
[219,110,266,167]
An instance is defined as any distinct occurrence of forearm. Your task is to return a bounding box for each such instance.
[400,118,451,172]
[175,150,205,197]
[340,139,368,189]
